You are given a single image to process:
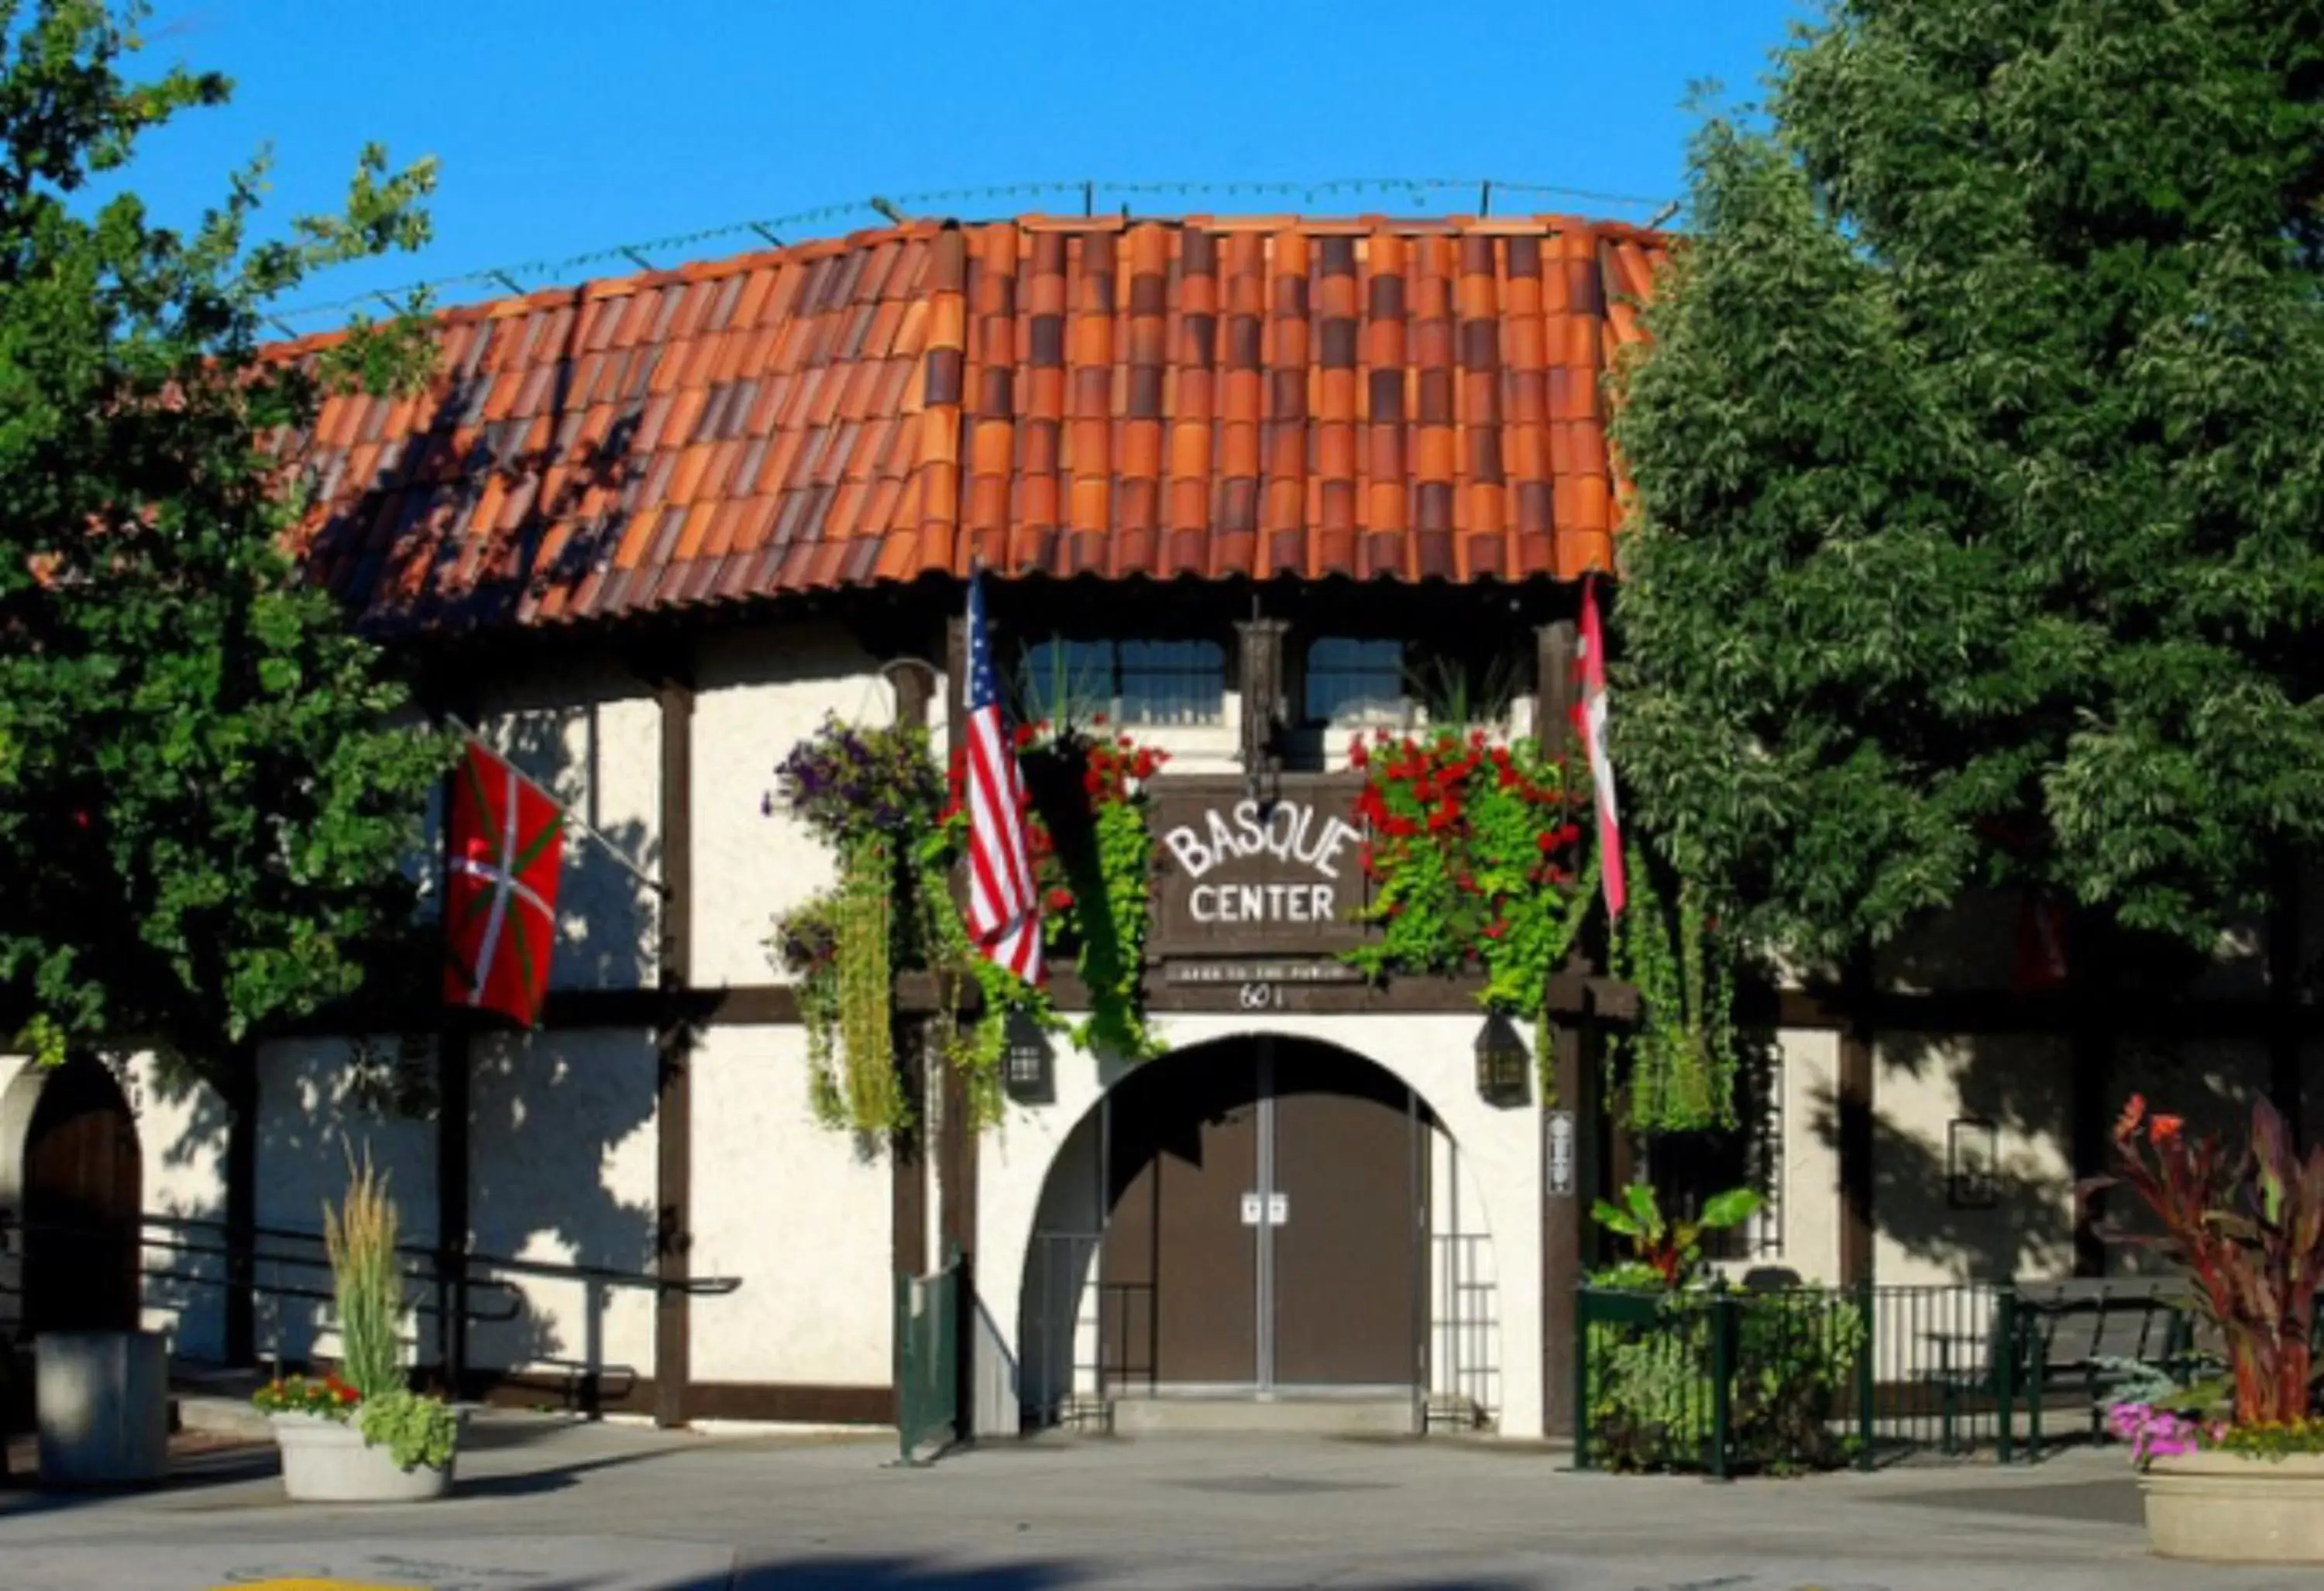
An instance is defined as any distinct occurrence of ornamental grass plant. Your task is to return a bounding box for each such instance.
[322,1146,404,1401]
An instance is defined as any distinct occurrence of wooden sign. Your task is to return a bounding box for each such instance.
[1147,775,1373,963]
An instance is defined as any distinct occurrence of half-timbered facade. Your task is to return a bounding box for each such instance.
[4,212,2315,1444]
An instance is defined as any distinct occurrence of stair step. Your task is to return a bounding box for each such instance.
[1109,1393,1416,1438]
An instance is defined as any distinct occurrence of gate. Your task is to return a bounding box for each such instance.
[893,1247,961,1465]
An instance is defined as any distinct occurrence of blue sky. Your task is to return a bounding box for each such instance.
[122,1,1810,330]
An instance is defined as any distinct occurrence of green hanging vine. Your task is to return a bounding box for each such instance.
[1607,839,1738,1133]
[768,710,1168,1136]
[767,716,944,1135]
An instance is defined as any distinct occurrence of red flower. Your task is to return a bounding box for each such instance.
[1483,920,1508,940]
[2150,1115,2185,1146]
[1536,831,1558,854]
[1084,768,1105,797]
[2115,1094,2147,1144]
[1556,823,1582,846]
[1013,723,1038,750]
[1456,871,1476,892]
[1349,738,1370,769]
[1045,886,1074,912]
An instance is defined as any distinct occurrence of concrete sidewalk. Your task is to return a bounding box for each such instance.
[0,1412,2305,1590]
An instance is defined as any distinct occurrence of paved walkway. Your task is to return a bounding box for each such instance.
[0,1413,2311,1590]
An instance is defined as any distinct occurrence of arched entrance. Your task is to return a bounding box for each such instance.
[0,1056,143,1339]
[1020,1034,1445,1428]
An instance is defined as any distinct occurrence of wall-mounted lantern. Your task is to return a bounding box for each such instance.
[1474,1012,1531,1107]
[1002,1009,1055,1105]
[1947,1117,2000,1209]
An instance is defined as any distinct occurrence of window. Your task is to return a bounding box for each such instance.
[1018,638,1226,727]
[1303,637,1406,727]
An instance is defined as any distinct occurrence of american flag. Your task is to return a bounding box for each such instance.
[963,574,1044,982]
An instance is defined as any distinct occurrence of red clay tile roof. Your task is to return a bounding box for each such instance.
[278,215,1668,630]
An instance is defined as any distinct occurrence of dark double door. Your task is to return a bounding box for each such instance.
[1099,1040,1422,1392]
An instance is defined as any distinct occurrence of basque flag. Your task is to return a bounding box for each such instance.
[1573,576,1628,917]
[962,574,1043,983]
[444,741,565,1026]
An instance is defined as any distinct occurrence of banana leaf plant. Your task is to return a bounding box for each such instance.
[1591,1181,1762,1289]
[2080,1094,2324,1426]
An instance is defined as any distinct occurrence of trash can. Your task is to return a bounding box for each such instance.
[36,1328,167,1484]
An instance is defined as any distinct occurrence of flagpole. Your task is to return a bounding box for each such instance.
[442,716,671,899]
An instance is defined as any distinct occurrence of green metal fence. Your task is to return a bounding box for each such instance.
[894,1248,962,1466]
[1575,1280,2193,1476]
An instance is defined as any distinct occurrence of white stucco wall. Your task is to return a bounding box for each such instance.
[115,1054,231,1360]
[1868,1033,2075,1285]
[975,1011,1548,1440]
[1774,1028,1843,1286]
[692,625,893,990]
[475,660,663,991]
[688,1024,892,1387]
[251,1038,438,1369]
[466,1028,658,1385]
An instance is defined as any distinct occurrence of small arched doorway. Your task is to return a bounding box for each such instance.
[1023,1035,1434,1421]
[0,1056,143,1338]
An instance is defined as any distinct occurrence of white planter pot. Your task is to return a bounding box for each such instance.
[36,1329,167,1485]
[270,1409,465,1503]
[2144,1449,2324,1562]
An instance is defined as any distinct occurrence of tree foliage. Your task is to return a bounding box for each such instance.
[0,2,448,1084]
[1612,1,2324,967]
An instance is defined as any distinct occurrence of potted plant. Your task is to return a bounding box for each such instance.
[2085,1095,2324,1562]
[255,1151,464,1502]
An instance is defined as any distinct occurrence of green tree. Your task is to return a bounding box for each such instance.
[0,2,449,1085]
[1611,2,2324,969]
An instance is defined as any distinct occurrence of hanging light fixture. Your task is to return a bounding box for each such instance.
[1002,1009,1055,1104]
[1474,1012,1531,1107]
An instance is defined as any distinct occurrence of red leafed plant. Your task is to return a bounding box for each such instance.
[2083,1094,2324,1427]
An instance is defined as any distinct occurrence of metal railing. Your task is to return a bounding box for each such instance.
[1575,1280,2199,1476]
[1428,1232,1498,1431]
[0,1209,740,1399]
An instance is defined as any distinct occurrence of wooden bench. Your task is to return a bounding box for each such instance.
[1927,1278,2192,1455]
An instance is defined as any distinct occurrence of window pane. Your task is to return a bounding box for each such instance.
[1118,640,1225,726]
[1020,641,1114,724]
[1305,637,1406,725]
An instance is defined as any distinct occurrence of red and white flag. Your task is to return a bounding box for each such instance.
[963,574,1044,983]
[443,740,565,1025]
[1573,576,1628,917]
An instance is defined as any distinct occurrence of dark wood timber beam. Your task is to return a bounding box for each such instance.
[1837,961,1875,1288]
[649,656,696,1430]
[889,658,937,1285]
[2269,868,2304,1150]
[1535,617,1591,1439]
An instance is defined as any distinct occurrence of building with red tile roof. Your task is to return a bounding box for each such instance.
[99,212,2149,1459]
[275,214,1666,631]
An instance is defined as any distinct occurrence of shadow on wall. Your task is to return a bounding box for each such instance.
[1810,1029,2076,1281]
[1810,1022,2286,1282]
[126,703,663,1397]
